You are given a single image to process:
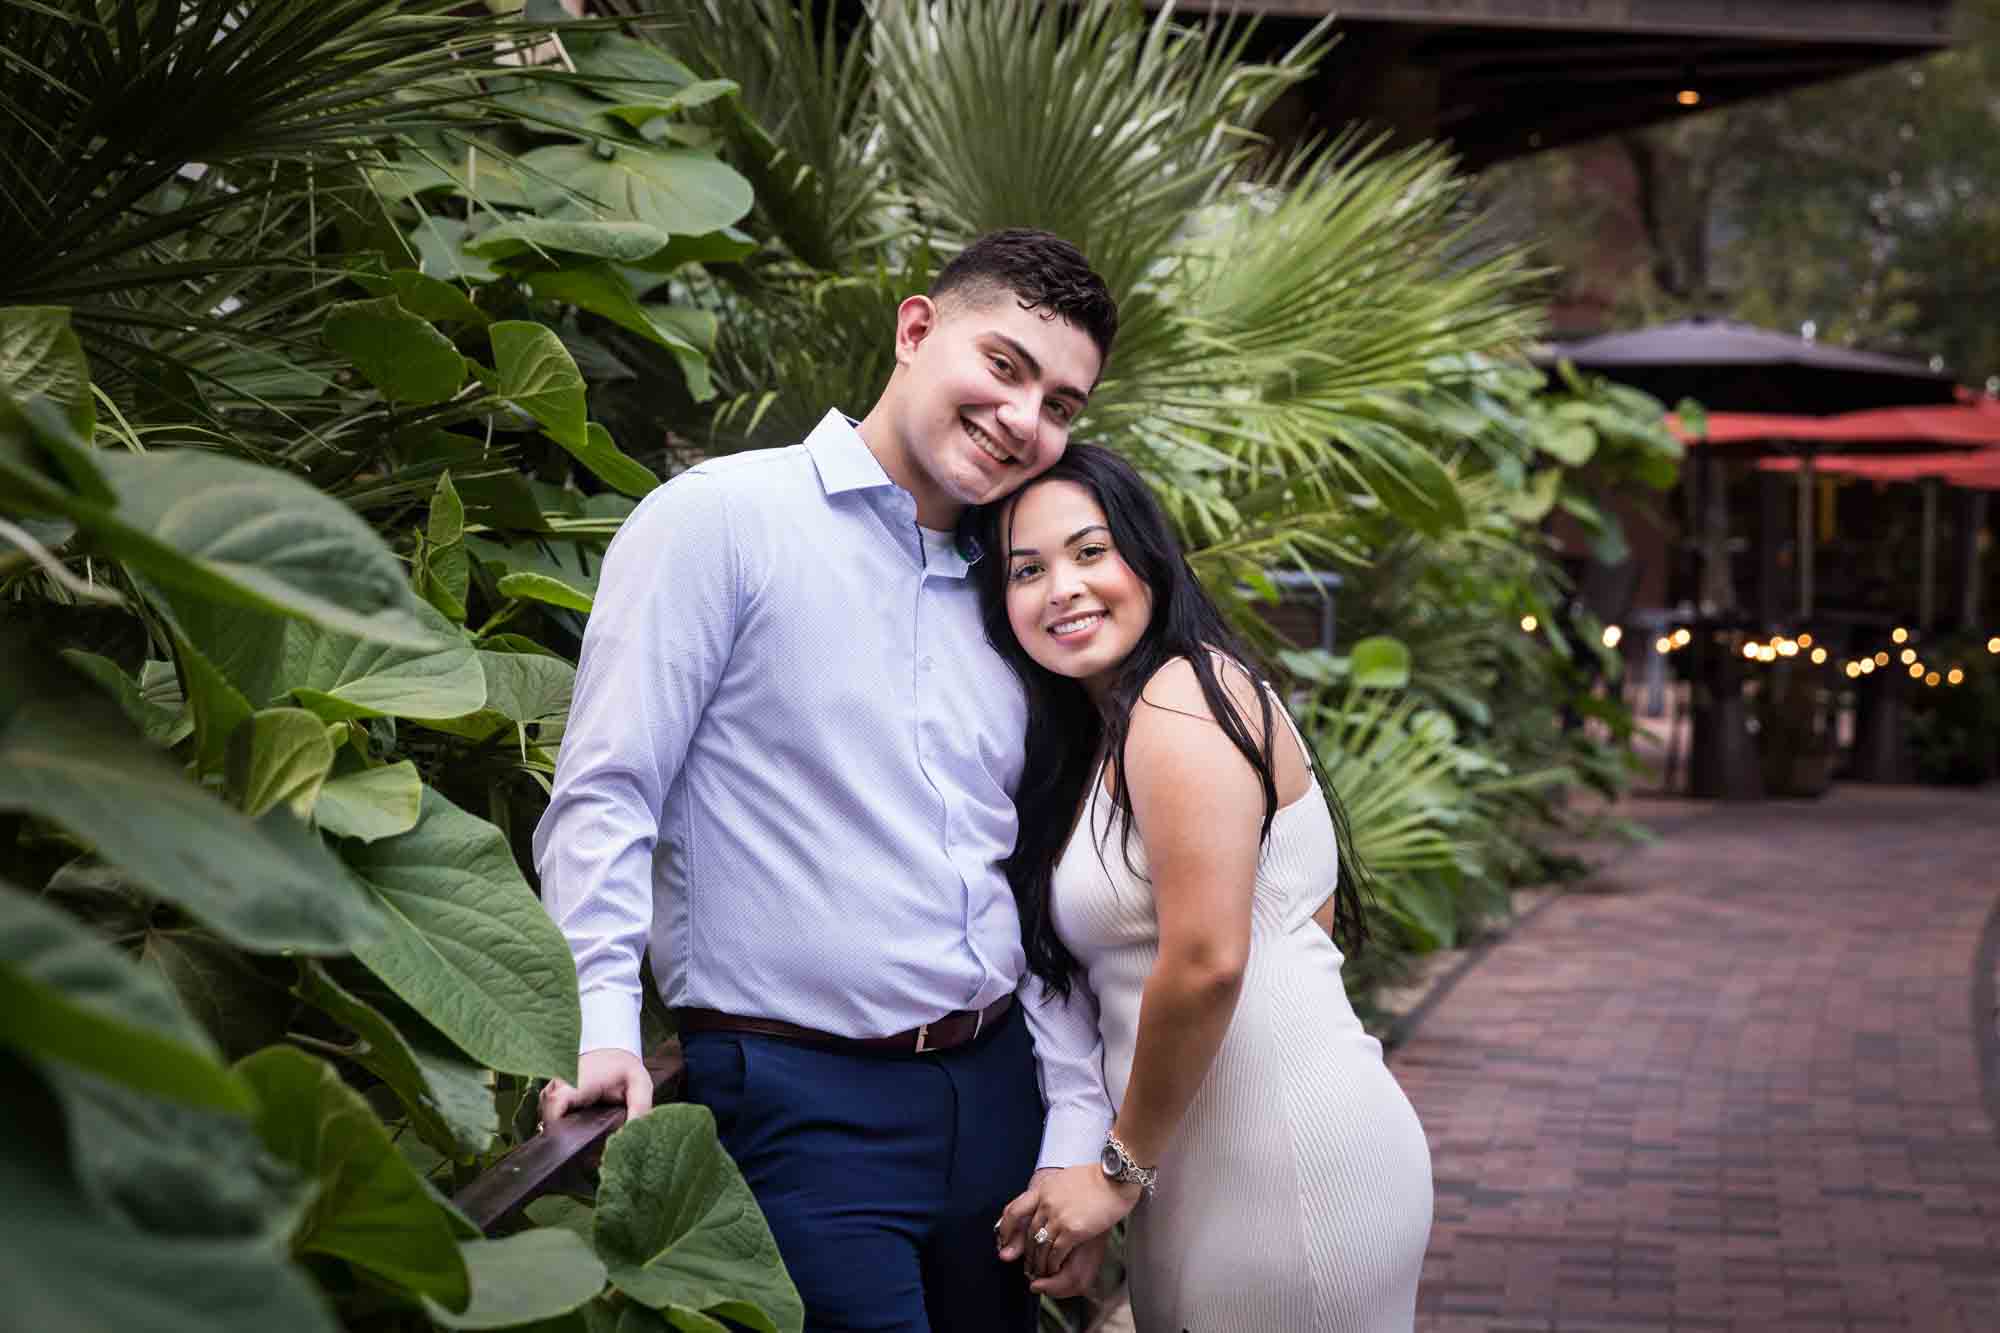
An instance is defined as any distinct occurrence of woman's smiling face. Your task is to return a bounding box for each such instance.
[1002,479,1154,699]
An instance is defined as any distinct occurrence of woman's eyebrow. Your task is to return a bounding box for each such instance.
[1009,524,1108,558]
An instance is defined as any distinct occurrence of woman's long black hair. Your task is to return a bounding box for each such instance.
[970,444,1374,1000]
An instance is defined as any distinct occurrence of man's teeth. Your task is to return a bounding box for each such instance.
[967,421,1015,464]
[1050,614,1102,636]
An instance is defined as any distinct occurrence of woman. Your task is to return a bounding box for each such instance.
[979,445,1433,1331]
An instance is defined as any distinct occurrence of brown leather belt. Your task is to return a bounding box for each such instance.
[676,994,1013,1057]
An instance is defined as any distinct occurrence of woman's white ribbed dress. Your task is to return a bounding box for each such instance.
[1050,709,1434,1332]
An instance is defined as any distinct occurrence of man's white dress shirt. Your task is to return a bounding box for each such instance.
[533,409,1112,1168]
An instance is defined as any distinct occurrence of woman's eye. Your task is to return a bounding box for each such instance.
[1077,544,1107,561]
[1009,563,1042,582]
[989,355,1012,376]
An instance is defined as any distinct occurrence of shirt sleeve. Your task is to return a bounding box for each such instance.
[1016,970,1115,1169]
[531,473,740,1059]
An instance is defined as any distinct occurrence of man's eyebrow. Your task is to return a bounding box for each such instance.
[992,333,1091,407]
[1008,524,1108,558]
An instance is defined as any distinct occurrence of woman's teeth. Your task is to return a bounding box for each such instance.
[1050,614,1102,636]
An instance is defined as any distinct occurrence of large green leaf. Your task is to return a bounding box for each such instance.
[1348,636,1412,690]
[0,1102,336,1333]
[315,760,424,842]
[524,264,715,404]
[498,570,595,612]
[62,649,192,747]
[468,218,676,265]
[294,961,498,1157]
[0,669,382,956]
[412,216,503,283]
[172,593,486,723]
[0,883,253,1114]
[424,1229,609,1330]
[419,471,471,624]
[237,1046,470,1310]
[355,269,492,326]
[563,421,660,498]
[492,319,588,447]
[520,143,754,236]
[227,707,336,818]
[81,449,440,650]
[140,928,295,1061]
[0,305,95,438]
[595,1106,803,1333]
[343,787,580,1081]
[323,297,467,405]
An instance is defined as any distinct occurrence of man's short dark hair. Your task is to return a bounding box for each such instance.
[930,229,1119,368]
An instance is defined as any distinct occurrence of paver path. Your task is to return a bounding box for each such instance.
[1396,783,2000,1333]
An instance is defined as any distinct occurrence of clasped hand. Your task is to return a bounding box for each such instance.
[995,1163,1142,1296]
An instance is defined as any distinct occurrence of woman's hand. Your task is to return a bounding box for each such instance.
[995,1164,1141,1284]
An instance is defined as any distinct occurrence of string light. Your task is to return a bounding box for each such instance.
[1875,652,1890,666]
[1810,647,1827,664]
[1989,637,1999,654]
[1520,614,1538,633]
[1845,662,1861,679]
[1743,642,1761,660]
[1892,627,1910,644]
[1860,658,1877,674]
[1909,663,1925,679]
[1655,635,1674,655]
[1925,671,1941,687]
[1948,668,1965,685]
[1797,633,1814,649]
[1777,639,1799,658]
[1900,648,1917,665]
[1673,628,1691,647]
[1602,625,1623,649]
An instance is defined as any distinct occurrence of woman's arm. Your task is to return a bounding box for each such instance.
[1105,655,1265,1166]
[997,658,1269,1281]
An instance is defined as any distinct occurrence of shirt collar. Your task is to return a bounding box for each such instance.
[803,408,985,576]
[804,409,895,497]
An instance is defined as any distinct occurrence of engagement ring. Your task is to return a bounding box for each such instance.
[1033,1226,1051,1246]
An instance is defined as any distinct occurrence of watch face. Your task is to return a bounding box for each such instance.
[1100,1143,1122,1175]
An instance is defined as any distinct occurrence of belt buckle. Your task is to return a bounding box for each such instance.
[914,1021,930,1054]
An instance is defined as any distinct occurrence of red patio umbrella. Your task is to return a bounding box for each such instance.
[1662,393,2000,616]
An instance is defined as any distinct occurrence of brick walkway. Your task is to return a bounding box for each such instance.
[1395,783,2000,1333]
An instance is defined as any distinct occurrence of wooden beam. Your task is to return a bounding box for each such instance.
[1164,0,1954,47]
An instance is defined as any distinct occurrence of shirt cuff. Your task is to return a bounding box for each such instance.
[1036,1103,1114,1171]
[578,990,643,1059]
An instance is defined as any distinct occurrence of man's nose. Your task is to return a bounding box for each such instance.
[994,392,1039,448]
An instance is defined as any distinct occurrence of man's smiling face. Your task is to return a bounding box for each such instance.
[884,287,1103,526]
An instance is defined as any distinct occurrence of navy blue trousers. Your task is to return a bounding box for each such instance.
[681,1005,1043,1333]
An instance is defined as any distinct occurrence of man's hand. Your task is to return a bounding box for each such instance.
[538,1047,652,1127]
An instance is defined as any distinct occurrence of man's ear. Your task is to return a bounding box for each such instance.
[893,294,940,367]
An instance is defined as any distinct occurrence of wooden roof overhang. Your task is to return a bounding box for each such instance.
[1169,0,1957,168]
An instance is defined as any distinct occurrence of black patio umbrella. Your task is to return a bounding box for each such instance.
[1541,316,1959,416]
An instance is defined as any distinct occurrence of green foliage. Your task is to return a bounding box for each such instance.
[0,3,791,1327]
[594,1105,805,1333]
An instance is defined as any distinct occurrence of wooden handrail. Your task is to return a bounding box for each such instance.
[454,1040,686,1234]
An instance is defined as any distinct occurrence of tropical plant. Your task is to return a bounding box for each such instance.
[0,1,799,1328]
[605,0,1678,1010]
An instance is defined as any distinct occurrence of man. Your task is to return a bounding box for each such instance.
[533,229,1121,1331]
